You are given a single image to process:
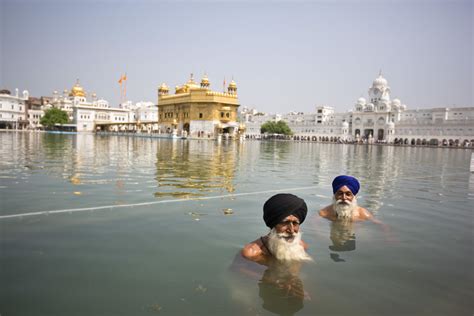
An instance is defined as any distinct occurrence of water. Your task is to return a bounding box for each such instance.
[1,132,473,316]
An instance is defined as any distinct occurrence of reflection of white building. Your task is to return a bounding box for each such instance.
[0,89,28,129]
[241,73,474,146]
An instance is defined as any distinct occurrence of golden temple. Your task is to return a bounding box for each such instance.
[157,74,243,138]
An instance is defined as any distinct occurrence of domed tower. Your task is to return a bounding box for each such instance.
[185,73,199,90]
[69,79,86,98]
[368,71,391,109]
[227,79,237,94]
[355,97,366,112]
[200,74,210,89]
[158,83,169,96]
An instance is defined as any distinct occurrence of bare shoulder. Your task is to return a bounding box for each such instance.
[319,205,332,217]
[357,206,373,220]
[319,205,335,220]
[300,239,309,250]
[241,239,264,260]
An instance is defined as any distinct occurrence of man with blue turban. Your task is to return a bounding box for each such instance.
[242,193,312,264]
[319,175,373,221]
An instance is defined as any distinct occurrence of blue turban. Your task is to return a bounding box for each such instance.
[332,175,360,195]
[263,193,307,228]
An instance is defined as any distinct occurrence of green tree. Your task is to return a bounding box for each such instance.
[40,108,69,129]
[260,120,293,135]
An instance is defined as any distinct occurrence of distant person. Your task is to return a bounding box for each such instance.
[242,193,312,264]
[319,175,373,221]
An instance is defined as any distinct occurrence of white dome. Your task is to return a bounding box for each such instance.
[400,104,407,110]
[357,97,366,104]
[391,98,401,106]
[373,74,388,87]
[342,121,349,128]
[366,103,374,111]
[387,121,395,128]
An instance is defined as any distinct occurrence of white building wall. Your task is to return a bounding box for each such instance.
[0,90,27,129]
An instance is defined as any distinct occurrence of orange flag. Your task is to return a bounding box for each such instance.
[118,75,123,84]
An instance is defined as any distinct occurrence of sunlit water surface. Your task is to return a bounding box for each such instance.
[1,132,473,315]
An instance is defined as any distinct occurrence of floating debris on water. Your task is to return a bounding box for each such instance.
[223,208,234,215]
[148,303,162,313]
[188,212,207,217]
[73,191,82,195]
[195,284,207,293]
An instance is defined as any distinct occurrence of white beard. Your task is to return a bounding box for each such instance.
[333,196,358,219]
[267,228,312,262]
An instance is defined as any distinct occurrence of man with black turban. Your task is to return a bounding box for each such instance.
[242,193,312,264]
[319,175,373,221]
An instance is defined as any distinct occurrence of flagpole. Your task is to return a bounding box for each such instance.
[118,75,123,105]
[123,73,127,102]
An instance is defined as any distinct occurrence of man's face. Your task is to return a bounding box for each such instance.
[267,215,311,262]
[334,185,355,204]
[274,215,300,241]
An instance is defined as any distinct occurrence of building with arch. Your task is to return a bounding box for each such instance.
[240,72,474,146]
[157,74,242,138]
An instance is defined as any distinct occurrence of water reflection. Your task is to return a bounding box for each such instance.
[329,219,356,262]
[230,254,308,316]
[258,262,306,316]
[154,140,238,198]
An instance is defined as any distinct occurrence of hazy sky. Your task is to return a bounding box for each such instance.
[1,0,472,113]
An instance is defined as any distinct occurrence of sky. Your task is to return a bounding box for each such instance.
[1,0,472,114]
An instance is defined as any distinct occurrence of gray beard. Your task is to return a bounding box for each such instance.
[333,197,358,219]
[267,228,312,262]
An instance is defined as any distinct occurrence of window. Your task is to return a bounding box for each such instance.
[226,113,230,118]
[199,113,203,118]
[221,112,224,118]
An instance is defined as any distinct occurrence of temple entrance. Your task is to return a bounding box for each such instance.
[183,123,190,133]
[355,129,360,138]
[364,129,374,139]
[377,129,384,141]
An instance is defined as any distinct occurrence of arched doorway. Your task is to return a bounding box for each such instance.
[377,129,384,141]
[183,123,190,133]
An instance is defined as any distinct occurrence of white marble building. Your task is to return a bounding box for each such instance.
[0,89,28,129]
[50,80,139,132]
[240,73,474,146]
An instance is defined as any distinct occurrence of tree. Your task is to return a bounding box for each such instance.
[260,120,293,135]
[40,108,69,129]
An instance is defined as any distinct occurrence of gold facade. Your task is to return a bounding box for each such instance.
[157,74,242,137]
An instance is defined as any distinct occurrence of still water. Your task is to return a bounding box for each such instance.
[1,132,473,316]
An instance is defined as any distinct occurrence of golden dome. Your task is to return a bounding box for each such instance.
[185,73,199,89]
[69,79,86,97]
[228,79,237,88]
[201,74,210,87]
[159,83,169,91]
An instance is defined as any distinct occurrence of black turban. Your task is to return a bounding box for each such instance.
[263,193,307,228]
